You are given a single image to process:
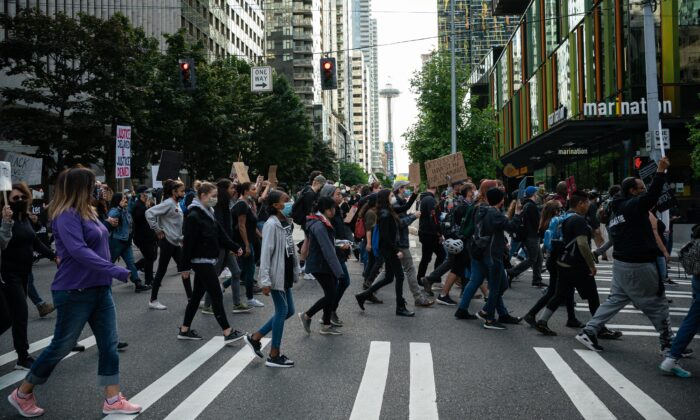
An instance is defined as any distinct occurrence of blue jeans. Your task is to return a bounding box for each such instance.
[359,239,368,269]
[26,286,119,386]
[458,258,487,311]
[27,272,44,306]
[109,238,140,283]
[668,275,700,359]
[335,261,350,311]
[257,289,295,350]
[483,255,509,320]
[239,247,256,300]
[656,256,668,280]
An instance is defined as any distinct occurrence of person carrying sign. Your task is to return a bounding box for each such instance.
[576,157,686,357]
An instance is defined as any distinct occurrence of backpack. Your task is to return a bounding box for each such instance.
[354,216,366,240]
[512,201,531,242]
[468,210,491,260]
[371,223,380,257]
[458,204,477,239]
[544,212,575,259]
[597,199,612,225]
[291,186,312,226]
[445,201,468,239]
[679,239,700,276]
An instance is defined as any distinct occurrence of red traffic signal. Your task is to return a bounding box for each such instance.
[634,157,642,170]
[323,61,332,71]
[320,57,337,90]
[180,62,190,71]
[178,58,196,89]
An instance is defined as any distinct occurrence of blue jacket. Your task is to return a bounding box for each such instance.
[107,206,133,242]
[304,214,344,279]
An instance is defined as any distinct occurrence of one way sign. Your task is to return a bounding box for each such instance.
[251,66,273,93]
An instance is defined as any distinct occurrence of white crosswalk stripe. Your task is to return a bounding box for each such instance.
[0,336,96,391]
[409,342,439,420]
[575,350,675,420]
[349,341,391,420]
[163,338,270,420]
[0,336,53,368]
[534,347,615,420]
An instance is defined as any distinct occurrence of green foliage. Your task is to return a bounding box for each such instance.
[374,172,393,188]
[307,136,338,183]
[688,112,700,178]
[403,50,500,182]
[0,10,315,186]
[339,162,368,186]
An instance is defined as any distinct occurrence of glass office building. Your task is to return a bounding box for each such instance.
[469,0,700,222]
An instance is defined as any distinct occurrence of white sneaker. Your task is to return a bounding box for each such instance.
[247,298,265,308]
[303,273,315,280]
[149,300,167,310]
[219,267,232,281]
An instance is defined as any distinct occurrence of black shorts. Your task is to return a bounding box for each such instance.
[559,265,597,300]
[449,248,470,276]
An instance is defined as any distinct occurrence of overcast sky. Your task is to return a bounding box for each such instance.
[372,0,438,174]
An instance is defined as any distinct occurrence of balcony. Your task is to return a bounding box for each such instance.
[293,59,314,68]
[293,31,313,41]
[492,0,528,15]
[294,72,314,81]
[293,4,313,15]
[293,44,313,53]
[293,17,313,28]
[295,86,314,94]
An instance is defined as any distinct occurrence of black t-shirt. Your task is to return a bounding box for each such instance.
[561,213,591,268]
[232,199,258,245]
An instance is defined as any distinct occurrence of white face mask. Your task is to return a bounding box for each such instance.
[390,197,397,205]
[207,197,218,208]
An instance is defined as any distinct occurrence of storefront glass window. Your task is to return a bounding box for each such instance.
[528,3,540,76]
[513,27,523,91]
[568,0,586,31]
[557,39,571,116]
[544,0,559,55]
[501,53,510,107]
[530,73,540,136]
[679,0,700,82]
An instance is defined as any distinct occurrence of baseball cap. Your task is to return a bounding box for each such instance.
[392,180,409,191]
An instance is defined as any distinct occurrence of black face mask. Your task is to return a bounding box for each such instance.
[10,200,28,215]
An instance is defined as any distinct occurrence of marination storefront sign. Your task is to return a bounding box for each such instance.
[583,98,672,117]
[558,148,588,156]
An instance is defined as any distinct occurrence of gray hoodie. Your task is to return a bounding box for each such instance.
[145,198,184,247]
[259,216,301,290]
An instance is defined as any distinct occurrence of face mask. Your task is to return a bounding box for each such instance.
[390,197,397,205]
[404,190,411,197]
[282,202,293,217]
[207,197,218,208]
[10,200,27,214]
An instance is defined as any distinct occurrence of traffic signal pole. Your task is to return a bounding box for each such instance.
[449,0,457,154]
[642,0,661,163]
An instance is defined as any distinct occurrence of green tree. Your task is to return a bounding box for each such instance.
[688,112,700,178]
[307,136,338,183]
[403,50,500,182]
[339,162,368,186]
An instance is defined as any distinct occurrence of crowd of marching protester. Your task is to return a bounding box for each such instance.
[1,156,699,417]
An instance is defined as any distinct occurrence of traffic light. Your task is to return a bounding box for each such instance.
[634,156,643,170]
[320,57,337,90]
[178,58,196,90]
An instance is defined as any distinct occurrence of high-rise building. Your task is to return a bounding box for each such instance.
[350,51,371,171]
[351,0,382,174]
[437,0,519,71]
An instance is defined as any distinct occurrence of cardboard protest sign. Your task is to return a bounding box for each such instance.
[566,176,577,199]
[656,182,676,212]
[268,165,278,184]
[424,152,468,188]
[156,150,183,181]
[0,162,12,192]
[409,163,421,186]
[233,162,250,184]
[0,152,42,186]
[638,162,658,182]
[115,125,131,179]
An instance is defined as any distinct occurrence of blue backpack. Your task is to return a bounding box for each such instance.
[543,212,575,257]
[371,224,381,257]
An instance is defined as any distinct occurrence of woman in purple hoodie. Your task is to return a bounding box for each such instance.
[7,167,142,418]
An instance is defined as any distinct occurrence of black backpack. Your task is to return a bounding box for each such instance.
[512,201,530,242]
[468,209,491,260]
[291,186,313,226]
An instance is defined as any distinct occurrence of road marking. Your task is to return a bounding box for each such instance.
[574,307,688,317]
[349,341,391,420]
[104,337,226,419]
[0,336,53,368]
[0,336,96,390]
[596,289,692,298]
[575,303,689,313]
[533,347,615,420]
[163,338,270,420]
[575,350,675,420]
[409,342,439,420]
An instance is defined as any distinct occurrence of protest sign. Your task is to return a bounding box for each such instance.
[0,161,11,192]
[517,176,528,201]
[156,150,183,181]
[115,125,131,179]
[268,165,278,184]
[151,165,163,189]
[409,163,421,186]
[424,152,468,188]
[233,162,250,184]
[566,176,577,199]
[343,205,358,224]
[0,152,42,186]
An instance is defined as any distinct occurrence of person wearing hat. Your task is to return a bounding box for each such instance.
[131,185,158,287]
[507,185,546,288]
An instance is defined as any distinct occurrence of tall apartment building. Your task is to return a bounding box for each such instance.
[335,0,355,163]
[181,0,265,63]
[350,51,372,171]
[351,0,382,173]
[437,0,519,71]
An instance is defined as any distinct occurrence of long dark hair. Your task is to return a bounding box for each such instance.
[215,178,232,212]
[376,189,399,224]
[110,192,124,209]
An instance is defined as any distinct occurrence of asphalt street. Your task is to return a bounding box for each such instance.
[1,234,698,419]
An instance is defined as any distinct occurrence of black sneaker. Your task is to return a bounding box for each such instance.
[244,335,264,358]
[224,330,245,346]
[436,295,457,306]
[576,330,603,352]
[535,321,558,336]
[532,282,548,288]
[366,293,383,304]
[117,342,128,351]
[498,314,522,325]
[178,329,203,341]
[420,277,435,297]
[566,319,585,328]
[14,356,35,371]
[396,307,415,317]
[598,328,623,340]
[266,354,295,368]
[476,310,488,321]
[661,346,694,358]
[454,308,477,320]
[72,345,86,352]
[523,313,536,327]
[483,320,506,330]
[134,282,152,292]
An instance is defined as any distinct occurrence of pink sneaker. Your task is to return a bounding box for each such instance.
[7,388,45,418]
[102,393,142,415]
